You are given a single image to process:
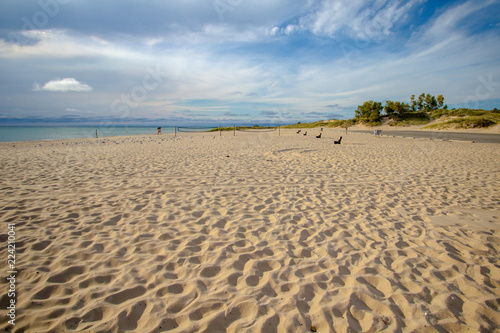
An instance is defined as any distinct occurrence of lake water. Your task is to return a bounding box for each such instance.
[0,126,176,143]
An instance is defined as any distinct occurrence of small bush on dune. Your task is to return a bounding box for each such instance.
[425,117,496,129]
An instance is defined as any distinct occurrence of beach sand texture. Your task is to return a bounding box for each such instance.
[0,129,499,332]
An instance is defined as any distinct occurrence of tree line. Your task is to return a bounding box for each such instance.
[355,93,447,125]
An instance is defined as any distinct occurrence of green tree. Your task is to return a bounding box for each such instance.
[410,95,417,111]
[417,93,425,111]
[413,93,442,111]
[399,102,410,116]
[385,100,410,118]
[384,100,397,118]
[425,93,437,111]
[355,100,382,124]
[437,95,445,108]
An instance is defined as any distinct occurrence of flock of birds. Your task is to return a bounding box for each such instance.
[296,129,322,138]
[295,129,342,143]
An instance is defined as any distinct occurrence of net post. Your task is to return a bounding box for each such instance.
[234,125,236,136]
[175,126,177,137]
[219,126,221,136]
[279,125,280,136]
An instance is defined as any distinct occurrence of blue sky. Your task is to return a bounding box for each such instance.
[0,0,499,126]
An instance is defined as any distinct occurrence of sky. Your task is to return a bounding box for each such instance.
[0,0,499,126]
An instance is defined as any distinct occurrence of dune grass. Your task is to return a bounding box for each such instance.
[425,117,497,130]
[282,119,357,129]
[282,108,498,130]
[424,108,499,129]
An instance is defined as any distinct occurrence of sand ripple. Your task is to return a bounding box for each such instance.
[0,130,499,332]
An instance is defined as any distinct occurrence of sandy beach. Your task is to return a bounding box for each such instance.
[0,128,499,332]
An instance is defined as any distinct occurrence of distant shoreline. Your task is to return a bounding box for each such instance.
[0,125,171,143]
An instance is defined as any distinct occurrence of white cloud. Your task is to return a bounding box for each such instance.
[299,0,424,40]
[284,25,298,35]
[418,0,494,40]
[0,30,142,60]
[35,78,93,92]
[269,26,280,36]
[266,25,300,37]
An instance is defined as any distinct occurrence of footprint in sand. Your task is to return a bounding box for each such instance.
[82,307,104,322]
[32,240,51,251]
[246,275,260,287]
[48,266,85,283]
[65,317,82,330]
[189,303,224,321]
[118,301,147,330]
[255,260,279,273]
[32,285,59,300]
[200,266,221,278]
[233,254,252,271]
[157,318,179,331]
[105,286,146,305]
[103,214,122,226]
[227,272,243,287]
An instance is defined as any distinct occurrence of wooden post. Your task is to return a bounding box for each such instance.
[219,126,221,136]
[233,125,236,136]
[279,125,280,136]
[175,126,177,137]
[95,129,98,138]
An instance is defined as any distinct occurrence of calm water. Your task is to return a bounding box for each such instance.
[0,126,176,143]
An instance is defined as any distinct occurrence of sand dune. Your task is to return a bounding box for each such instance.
[1,129,499,332]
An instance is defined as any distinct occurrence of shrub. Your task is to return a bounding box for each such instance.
[355,100,382,125]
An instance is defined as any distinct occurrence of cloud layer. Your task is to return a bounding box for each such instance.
[0,0,499,125]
